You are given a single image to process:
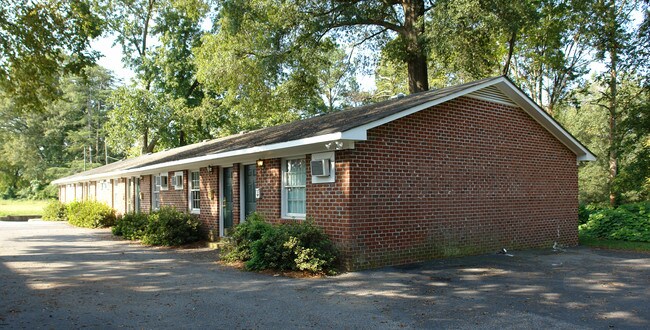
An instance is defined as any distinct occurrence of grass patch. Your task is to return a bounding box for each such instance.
[0,199,50,217]
[580,233,650,252]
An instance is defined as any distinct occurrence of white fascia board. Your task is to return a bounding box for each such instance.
[51,132,350,185]
[344,76,595,162]
[344,77,508,134]
[496,80,596,162]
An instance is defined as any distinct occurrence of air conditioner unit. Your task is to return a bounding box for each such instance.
[310,159,331,177]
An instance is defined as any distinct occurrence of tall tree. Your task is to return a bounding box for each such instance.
[207,0,433,94]
[0,66,116,198]
[0,0,103,112]
[508,0,593,115]
[590,0,645,206]
[98,0,209,154]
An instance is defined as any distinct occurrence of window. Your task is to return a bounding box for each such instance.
[282,158,306,218]
[189,171,200,213]
[160,172,168,190]
[152,175,161,211]
[173,171,184,190]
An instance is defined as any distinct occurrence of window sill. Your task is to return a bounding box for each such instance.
[281,214,305,220]
[190,209,200,215]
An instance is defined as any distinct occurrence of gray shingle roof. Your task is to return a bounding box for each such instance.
[61,76,575,183]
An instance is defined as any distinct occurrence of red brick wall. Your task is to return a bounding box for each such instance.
[305,151,357,265]
[141,175,151,213]
[159,170,188,211]
[255,158,282,222]
[199,166,220,234]
[343,97,579,269]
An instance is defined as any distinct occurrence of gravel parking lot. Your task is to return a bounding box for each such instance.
[1,221,649,329]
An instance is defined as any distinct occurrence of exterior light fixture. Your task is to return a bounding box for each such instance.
[256,159,264,167]
[207,165,213,172]
[208,189,215,200]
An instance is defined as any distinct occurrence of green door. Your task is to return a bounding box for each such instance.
[135,178,141,213]
[244,164,257,218]
[222,167,233,234]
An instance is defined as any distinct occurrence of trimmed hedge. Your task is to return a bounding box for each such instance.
[222,213,339,275]
[141,207,203,246]
[580,202,650,242]
[42,200,67,221]
[112,212,148,240]
[112,207,203,246]
[66,201,116,228]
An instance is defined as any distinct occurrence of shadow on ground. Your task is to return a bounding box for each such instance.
[1,221,648,328]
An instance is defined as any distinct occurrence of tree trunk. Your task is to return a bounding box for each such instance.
[607,1,619,208]
[142,130,149,155]
[502,30,517,76]
[608,51,618,207]
[402,0,428,93]
[179,130,186,146]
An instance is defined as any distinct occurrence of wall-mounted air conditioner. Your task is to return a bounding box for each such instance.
[310,159,331,177]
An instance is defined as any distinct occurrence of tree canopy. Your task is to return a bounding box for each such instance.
[0,0,648,204]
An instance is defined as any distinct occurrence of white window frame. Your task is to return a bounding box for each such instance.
[173,171,184,190]
[281,157,307,219]
[160,172,169,191]
[152,175,161,211]
[189,170,200,214]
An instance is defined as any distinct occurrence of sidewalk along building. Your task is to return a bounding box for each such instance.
[52,76,595,270]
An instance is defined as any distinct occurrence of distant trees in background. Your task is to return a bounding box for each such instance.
[0,0,647,204]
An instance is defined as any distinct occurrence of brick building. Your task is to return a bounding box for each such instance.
[52,77,595,270]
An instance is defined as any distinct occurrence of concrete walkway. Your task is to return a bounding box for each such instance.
[1,221,649,329]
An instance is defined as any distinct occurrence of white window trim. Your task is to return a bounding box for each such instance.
[188,170,200,214]
[281,157,307,220]
[173,171,184,190]
[160,172,169,191]
[152,175,161,211]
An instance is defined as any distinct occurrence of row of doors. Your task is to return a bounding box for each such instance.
[122,165,256,236]
[222,164,257,233]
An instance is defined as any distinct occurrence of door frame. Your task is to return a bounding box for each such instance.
[219,166,233,237]
[239,162,257,223]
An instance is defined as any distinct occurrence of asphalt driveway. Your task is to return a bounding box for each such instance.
[1,221,649,329]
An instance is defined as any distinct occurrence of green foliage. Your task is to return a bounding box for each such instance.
[98,0,210,154]
[223,214,338,275]
[141,206,203,246]
[112,212,149,240]
[222,212,273,262]
[66,200,116,228]
[0,66,117,199]
[579,232,650,252]
[580,202,650,242]
[42,200,67,221]
[0,0,104,112]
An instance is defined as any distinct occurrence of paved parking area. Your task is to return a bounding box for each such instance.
[1,221,649,329]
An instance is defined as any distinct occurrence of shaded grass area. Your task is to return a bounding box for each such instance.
[0,199,50,217]
[580,233,650,252]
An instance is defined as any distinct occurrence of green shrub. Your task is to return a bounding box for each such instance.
[580,202,650,242]
[224,213,339,275]
[222,212,273,262]
[66,200,116,228]
[141,206,203,246]
[42,200,67,221]
[112,212,149,240]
